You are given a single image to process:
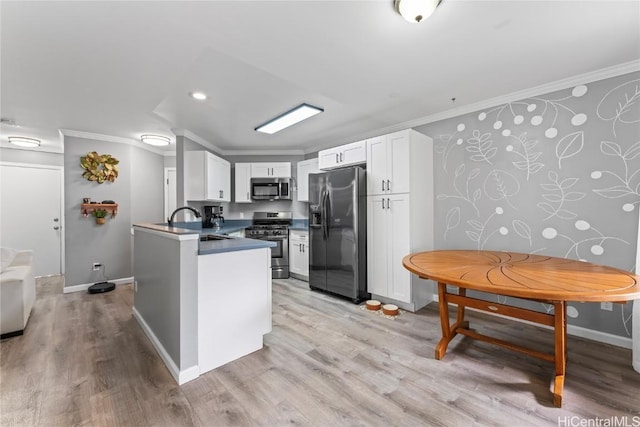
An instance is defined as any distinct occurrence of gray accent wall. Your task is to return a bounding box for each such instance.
[415,71,640,338]
[0,147,64,166]
[64,136,164,288]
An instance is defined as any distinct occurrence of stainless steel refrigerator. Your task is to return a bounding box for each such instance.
[308,166,368,303]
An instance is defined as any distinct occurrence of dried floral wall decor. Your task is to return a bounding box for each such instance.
[80,151,119,183]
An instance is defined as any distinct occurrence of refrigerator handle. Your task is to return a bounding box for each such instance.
[323,190,330,239]
[321,190,328,240]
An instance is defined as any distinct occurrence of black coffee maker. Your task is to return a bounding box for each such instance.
[203,205,224,229]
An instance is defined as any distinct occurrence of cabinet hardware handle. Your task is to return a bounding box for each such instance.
[387,198,390,209]
[335,153,339,163]
[53,218,59,222]
[340,152,343,162]
[386,180,390,191]
[247,192,250,199]
[381,198,385,209]
[382,180,385,191]
[53,226,60,230]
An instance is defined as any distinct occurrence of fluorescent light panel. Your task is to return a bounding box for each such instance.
[140,134,171,146]
[255,103,323,134]
[8,136,41,148]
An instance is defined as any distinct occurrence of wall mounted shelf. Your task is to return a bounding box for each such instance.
[81,203,118,218]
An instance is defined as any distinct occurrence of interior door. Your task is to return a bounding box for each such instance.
[0,163,63,276]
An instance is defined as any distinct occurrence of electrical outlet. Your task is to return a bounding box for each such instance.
[601,301,613,311]
[92,262,102,271]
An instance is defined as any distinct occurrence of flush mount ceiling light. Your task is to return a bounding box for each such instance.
[189,92,207,101]
[8,136,41,148]
[255,103,324,135]
[140,134,171,146]
[395,0,442,23]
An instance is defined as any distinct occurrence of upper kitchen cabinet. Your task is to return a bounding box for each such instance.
[318,140,366,170]
[234,163,252,203]
[251,162,291,178]
[185,151,231,202]
[296,158,320,202]
[367,129,430,196]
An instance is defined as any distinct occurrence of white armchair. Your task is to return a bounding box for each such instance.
[0,248,36,338]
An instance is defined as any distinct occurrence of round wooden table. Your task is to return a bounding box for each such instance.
[403,250,640,407]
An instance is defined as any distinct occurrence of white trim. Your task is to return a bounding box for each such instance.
[0,142,64,154]
[172,128,224,154]
[164,167,176,221]
[63,276,134,294]
[132,307,200,385]
[59,129,170,156]
[0,162,65,275]
[304,60,640,154]
[432,294,633,349]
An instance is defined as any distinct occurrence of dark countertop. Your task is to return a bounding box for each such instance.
[133,222,275,255]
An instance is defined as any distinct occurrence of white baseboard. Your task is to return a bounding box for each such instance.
[132,307,200,385]
[62,276,134,294]
[432,294,633,349]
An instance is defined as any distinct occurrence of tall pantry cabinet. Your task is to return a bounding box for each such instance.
[366,129,434,312]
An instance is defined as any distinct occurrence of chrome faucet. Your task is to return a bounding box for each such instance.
[167,206,201,227]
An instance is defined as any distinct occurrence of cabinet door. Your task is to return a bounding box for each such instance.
[207,154,230,202]
[387,130,411,195]
[301,241,309,277]
[341,140,366,166]
[235,163,252,203]
[250,163,272,178]
[296,158,319,202]
[366,136,388,196]
[289,239,304,276]
[318,148,340,170]
[270,163,291,178]
[387,194,411,303]
[366,196,389,297]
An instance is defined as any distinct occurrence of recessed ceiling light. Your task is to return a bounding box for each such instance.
[140,134,171,146]
[395,0,441,23]
[190,92,207,101]
[8,136,41,148]
[255,103,324,135]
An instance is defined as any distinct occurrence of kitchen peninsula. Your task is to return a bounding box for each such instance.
[132,222,275,385]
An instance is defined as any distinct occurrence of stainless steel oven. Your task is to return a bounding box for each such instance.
[245,212,292,279]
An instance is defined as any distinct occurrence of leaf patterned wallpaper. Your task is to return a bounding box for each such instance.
[415,71,640,338]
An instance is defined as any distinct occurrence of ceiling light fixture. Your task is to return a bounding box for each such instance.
[395,0,442,23]
[255,103,324,135]
[140,134,171,146]
[190,92,207,101]
[8,136,41,148]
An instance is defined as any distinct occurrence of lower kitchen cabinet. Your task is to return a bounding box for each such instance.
[289,229,309,281]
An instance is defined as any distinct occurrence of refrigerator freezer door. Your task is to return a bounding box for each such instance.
[324,168,360,300]
[309,173,328,291]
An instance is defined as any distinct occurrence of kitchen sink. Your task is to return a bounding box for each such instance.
[199,234,232,241]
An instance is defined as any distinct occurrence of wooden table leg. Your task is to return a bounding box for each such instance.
[552,301,567,407]
[435,283,469,360]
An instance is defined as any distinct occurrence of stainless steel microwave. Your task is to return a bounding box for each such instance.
[250,177,292,201]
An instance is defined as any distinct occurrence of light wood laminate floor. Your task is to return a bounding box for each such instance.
[1,276,639,426]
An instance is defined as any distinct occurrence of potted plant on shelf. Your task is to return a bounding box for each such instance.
[92,209,108,225]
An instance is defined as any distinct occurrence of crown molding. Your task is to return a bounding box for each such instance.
[0,142,64,155]
[59,129,171,156]
[382,59,640,133]
[171,129,224,154]
[223,149,305,156]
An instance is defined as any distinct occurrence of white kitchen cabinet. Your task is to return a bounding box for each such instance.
[318,140,366,170]
[367,129,425,196]
[296,158,320,202]
[185,151,231,202]
[289,229,309,280]
[251,162,291,178]
[234,163,252,203]
[366,130,434,312]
